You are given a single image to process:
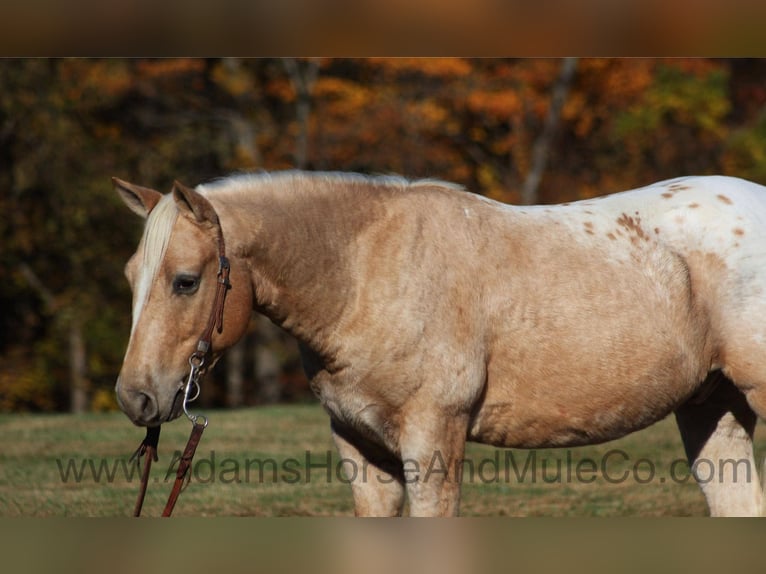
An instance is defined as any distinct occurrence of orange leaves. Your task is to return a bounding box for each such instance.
[265,76,296,102]
[369,57,472,78]
[59,59,133,101]
[211,60,256,99]
[561,59,655,140]
[466,89,523,121]
[314,77,373,110]
[135,59,205,78]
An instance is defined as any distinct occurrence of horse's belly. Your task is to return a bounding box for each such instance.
[469,336,707,449]
[469,323,710,447]
[468,391,675,448]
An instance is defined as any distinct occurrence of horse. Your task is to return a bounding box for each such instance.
[113,171,766,516]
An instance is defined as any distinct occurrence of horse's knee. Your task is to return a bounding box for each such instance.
[350,479,405,517]
[398,412,470,517]
[331,421,405,517]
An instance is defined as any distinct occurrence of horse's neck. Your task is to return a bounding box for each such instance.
[219,181,380,350]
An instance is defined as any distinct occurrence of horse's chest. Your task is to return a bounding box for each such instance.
[309,368,402,451]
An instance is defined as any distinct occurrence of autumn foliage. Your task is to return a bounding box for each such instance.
[2,58,766,412]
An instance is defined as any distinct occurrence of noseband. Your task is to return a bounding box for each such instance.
[130,206,231,517]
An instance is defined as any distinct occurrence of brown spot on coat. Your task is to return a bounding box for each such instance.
[717,194,733,205]
[616,213,649,243]
[607,232,616,240]
[733,227,745,236]
[688,203,699,208]
[661,192,673,199]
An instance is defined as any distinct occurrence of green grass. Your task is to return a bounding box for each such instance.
[2,404,765,516]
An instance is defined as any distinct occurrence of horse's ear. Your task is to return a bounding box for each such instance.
[172,181,220,227]
[112,177,162,218]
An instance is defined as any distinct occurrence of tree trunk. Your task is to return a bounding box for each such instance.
[283,58,320,169]
[225,337,246,407]
[21,262,88,413]
[254,315,282,404]
[69,316,88,414]
[521,57,578,205]
[220,58,262,168]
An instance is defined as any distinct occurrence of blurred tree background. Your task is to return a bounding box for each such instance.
[3,58,766,413]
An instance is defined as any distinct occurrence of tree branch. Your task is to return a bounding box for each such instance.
[521,58,579,205]
[20,262,56,312]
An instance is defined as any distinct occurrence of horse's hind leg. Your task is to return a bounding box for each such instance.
[674,371,762,516]
[331,420,406,516]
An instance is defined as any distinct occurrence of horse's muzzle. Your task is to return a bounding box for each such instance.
[116,381,162,426]
[116,377,187,426]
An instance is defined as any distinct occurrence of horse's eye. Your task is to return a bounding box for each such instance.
[172,274,200,295]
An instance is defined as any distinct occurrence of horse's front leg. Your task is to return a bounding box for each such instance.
[331,420,406,516]
[398,410,470,517]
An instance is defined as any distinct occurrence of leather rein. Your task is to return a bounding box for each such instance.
[130,212,231,517]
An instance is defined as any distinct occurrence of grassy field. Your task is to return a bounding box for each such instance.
[2,403,766,517]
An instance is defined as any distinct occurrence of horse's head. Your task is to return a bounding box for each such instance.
[113,178,252,426]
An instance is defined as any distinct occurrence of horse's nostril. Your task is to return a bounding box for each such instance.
[117,384,159,424]
[136,391,151,412]
[135,390,158,420]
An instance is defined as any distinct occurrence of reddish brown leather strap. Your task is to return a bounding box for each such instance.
[130,426,160,517]
[161,421,206,517]
[189,225,231,361]
[131,422,206,517]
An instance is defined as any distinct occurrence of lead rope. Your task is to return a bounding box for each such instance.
[160,418,206,516]
[130,218,230,517]
[130,425,160,517]
[130,393,208,518]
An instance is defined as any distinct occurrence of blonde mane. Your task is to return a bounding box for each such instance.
[131,194,178,333]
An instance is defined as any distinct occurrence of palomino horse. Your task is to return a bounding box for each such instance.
[114,171,766,516]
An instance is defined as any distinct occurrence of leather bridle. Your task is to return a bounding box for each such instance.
[130,210,231,517]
